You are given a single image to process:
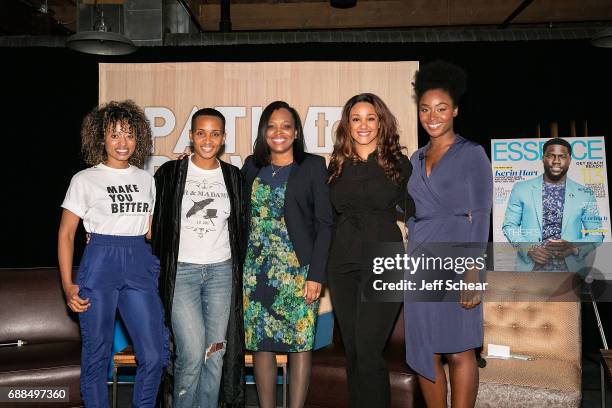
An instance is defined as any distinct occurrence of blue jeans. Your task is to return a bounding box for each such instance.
[172,259,233,408]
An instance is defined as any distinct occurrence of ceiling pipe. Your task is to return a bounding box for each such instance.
[176,0,203,33]
[330,0,357,8]
[17,0,74,34]
[498,0,535,29]
[592,27,612,47]
[219,0,231,32]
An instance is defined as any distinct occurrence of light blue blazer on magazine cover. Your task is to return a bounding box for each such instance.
[502,175,604,272]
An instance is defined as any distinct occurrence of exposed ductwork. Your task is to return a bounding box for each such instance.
[0,25,604,48]
[164,25,604,46]
[123,0,163,47]
[170,0,203,33]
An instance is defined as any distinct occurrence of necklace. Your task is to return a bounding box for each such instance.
[271,162,291,177]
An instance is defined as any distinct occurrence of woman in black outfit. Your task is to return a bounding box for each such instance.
[327,93,415,408]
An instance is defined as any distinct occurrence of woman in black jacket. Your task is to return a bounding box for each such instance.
[151,108,245,408]
[241,101,333,408]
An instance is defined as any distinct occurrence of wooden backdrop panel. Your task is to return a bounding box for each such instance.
[99,61,418,171]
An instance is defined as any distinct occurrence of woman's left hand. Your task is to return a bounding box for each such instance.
[304,280,322,305]
[460,267,483,309]
[460,289,482,309]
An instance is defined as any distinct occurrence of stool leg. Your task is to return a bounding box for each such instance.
[282,364,287,408]
[113,365,118,408]
[601,363,606,408]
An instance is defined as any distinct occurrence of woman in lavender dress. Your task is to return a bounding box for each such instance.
[404,61,493,407]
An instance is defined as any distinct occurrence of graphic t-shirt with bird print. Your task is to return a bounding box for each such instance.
[177,157,231,264]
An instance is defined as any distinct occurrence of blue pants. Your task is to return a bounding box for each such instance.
[77,234,168,408]
[171,260,233,408]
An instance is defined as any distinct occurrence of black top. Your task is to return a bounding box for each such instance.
[242,153,333,283]
[328,152,415,274]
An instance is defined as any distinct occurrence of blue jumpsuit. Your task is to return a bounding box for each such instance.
[77,234,169,407]
[63,164,169,407]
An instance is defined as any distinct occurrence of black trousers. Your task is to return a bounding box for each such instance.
[328,270,402,408]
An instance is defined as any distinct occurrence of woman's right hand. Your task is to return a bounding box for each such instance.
[64,283,90,313]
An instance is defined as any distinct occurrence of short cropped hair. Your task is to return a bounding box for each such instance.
[543,137,572,156]
[191,108,226,132]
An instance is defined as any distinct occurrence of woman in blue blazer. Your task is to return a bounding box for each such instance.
[241,101,333,408]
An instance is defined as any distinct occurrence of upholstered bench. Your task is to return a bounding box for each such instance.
[0,268,82,408]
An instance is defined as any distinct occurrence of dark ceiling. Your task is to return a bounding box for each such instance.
[2,0,612,36]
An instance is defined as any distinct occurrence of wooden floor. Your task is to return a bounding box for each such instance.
[110,353,610,408]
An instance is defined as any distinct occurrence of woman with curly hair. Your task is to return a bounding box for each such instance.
[58,100,168,408]
[241,101,332,408]
[327,93,415,408]
[405,61,492,407]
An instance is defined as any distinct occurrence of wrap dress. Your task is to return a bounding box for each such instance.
[404,135,493,381]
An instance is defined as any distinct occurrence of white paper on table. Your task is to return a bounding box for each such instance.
[487,343,511,359]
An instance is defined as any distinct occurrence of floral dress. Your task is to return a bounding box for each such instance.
[243,170,318,352]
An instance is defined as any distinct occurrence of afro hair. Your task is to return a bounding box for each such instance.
[413,60,467,105]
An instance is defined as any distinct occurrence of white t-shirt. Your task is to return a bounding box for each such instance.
[61,163,155,236]
[178,158,231,264]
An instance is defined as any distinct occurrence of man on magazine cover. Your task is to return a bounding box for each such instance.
[502,138,603,272]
